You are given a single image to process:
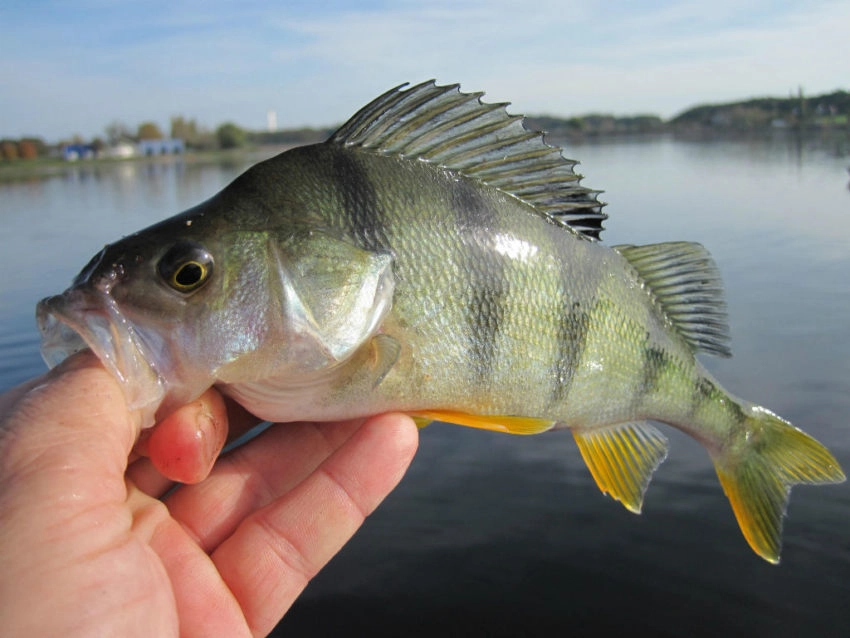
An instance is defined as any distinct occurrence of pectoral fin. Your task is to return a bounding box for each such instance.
[573,421,669,514]
[364,333,400,388]
[410,410,554,435]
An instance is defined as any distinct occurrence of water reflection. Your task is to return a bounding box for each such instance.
[0,137,848,637]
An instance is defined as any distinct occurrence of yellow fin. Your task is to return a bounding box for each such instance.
[573,422,669,514]
[612,242,731,357]
[411,417,433,429]
[712,408,845,564]
[410,410,554,435]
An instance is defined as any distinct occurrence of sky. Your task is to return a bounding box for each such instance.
[1,0,848,142]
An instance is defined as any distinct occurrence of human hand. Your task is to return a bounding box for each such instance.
[0,351,418,637]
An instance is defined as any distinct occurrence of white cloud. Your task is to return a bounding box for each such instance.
[0,0,847,140]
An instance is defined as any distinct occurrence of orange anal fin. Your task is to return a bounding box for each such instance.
[573,421,669,514]
[410,410,554,435]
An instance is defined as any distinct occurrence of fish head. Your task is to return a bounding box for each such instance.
[37,195,396,427]
[37,207,232,425]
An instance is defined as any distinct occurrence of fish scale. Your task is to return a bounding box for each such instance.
[348,152,587,415]
[37,80,844,564]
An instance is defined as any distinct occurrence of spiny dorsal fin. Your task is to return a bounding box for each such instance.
[573,421,669,514]
[328,80,608,240]
[614,241,732,357]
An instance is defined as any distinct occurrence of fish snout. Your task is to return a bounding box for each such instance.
[36,289,116,368]
[71,246,127,293]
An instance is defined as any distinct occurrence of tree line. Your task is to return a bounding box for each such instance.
[0,116,269,161]
[4,87,847,162]
[669,89,849,131]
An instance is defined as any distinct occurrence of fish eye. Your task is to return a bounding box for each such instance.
[158,242,214,293]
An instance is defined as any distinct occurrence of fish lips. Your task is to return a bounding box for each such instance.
[36,288,165,427]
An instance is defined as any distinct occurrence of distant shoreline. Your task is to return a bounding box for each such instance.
[3,89,847,179]
[0,145,292,182]
[2,127,848,183]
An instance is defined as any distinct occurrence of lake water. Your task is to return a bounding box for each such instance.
[1,135,849,636]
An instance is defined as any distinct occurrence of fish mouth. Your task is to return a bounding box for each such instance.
[36,289,165,427]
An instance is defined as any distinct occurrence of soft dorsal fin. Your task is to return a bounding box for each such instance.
[328,80,607,240]
[614,241,732,357]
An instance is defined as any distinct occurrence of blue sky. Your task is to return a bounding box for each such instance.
[1,0,848,141]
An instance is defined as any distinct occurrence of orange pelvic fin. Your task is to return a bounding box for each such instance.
[410,410,554,435]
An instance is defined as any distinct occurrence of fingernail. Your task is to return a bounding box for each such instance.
[198,411,222,471]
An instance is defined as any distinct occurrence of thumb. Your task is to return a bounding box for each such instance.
[0,350,140,504]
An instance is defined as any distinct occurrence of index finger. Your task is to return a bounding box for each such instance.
[211,412,418,637]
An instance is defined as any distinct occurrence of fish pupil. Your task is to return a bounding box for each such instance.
[175,262,203,287]
[157,241,213,293]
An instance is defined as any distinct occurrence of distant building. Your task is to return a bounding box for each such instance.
[267,109,278,132]
[61,143,96,161]
[108,142,136,158]
[138,138,185,156]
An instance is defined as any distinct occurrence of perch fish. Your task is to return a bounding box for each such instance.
[37,81,844,563]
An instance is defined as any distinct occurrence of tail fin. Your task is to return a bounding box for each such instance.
[712,407,844,563]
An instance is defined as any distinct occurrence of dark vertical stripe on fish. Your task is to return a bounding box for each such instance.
[690,375,747,426]
[549,299,590,407]
[467,285,506,386]
[688,377,717,420]
[635,345,670,410]
[450,172,501,231]
[451,177,507,388]
[332,149,387,252]
[727,399,747,426]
